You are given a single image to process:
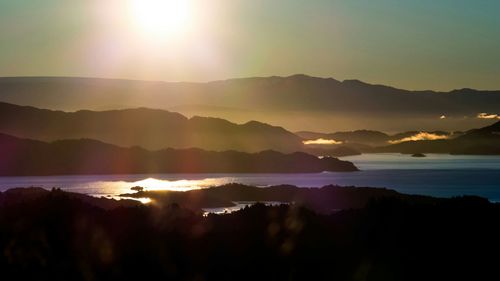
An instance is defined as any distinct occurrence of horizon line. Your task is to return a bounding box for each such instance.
[0,74,498,93]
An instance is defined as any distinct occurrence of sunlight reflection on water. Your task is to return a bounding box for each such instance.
[129,178,231,192]
[119,197,153,204]
[0,175,236,200]
[78,177,235,199]
[203,201,286,216]
[97,178,232,203]
[1,154,500,203]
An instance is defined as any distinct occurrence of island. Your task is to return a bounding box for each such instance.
[120,183,417,213]
[0,133,358,176]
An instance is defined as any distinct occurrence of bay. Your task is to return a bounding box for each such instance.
[0,153,499,201]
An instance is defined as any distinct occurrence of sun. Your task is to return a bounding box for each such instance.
[129,0,192,39]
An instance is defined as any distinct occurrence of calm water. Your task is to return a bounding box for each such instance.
[0,153,499,201]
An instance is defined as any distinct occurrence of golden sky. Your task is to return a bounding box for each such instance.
[1,0,500,91]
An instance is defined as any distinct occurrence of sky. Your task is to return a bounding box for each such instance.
[1,0,500,91]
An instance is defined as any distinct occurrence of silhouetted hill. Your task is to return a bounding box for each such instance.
[0,187,140,209]
[456,120,500,141]
[0,133,357,176]
[123,183,410,213]
[0,186,499,280]
[0,102,303,152]
[1,76,499,132]
[379,121,500,154]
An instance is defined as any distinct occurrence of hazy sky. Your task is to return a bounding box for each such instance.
[1,0,500,90]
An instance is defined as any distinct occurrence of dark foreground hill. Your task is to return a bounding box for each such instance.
[0,133,357,176]
[0,187,498,280]
[0,102,303,152]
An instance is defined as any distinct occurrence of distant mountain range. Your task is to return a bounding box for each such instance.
[0,102,303,153]
[1,101,499,156]
[0,133,357,176]
[1,75,499,132]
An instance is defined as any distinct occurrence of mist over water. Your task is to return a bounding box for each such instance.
[1,154,499,201]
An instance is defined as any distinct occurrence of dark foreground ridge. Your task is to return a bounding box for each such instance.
[0,186,498,280]
[0,133,357,176]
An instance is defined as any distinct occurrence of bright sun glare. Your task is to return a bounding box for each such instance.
[129,0,192,38]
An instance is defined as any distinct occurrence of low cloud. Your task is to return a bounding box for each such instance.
[303,138,343,145]
[389,132,449,144]
[477,113,500,119]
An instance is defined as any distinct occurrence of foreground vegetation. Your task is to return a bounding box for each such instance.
[0,187,498,280]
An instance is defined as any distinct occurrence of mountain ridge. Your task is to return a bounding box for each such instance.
[3,74,499,92]
[1,75,499,132]
[0,101,304,153]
